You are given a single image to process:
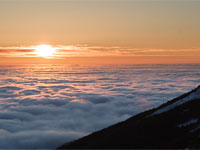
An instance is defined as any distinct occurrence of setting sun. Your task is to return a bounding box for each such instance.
[35,45,55,58]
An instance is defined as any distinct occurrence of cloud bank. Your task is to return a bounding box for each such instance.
[0,45,199,58]
[0,64,200,148]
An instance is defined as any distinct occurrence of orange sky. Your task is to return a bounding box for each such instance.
[0,0,200,64]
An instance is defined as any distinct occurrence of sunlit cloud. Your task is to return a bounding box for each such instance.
[0,45,200,58]
[70,99,88,103]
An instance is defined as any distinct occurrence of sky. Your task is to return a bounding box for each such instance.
[0,0,200,64]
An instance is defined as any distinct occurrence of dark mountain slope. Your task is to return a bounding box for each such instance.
[58,86,200,149]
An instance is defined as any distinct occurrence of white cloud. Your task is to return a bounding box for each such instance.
[0,64,199,148]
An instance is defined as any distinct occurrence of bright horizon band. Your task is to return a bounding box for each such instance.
[0,0,200,64]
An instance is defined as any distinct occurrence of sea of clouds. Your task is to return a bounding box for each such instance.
[0,64,200,149]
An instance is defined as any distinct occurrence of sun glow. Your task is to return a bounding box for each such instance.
[35,45,55,58]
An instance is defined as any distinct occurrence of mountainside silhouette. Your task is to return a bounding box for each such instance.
[58,85,200,149]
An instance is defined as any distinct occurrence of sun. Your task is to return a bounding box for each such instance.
[35,45,55,58]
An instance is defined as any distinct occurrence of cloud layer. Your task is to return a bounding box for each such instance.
[0,45,200,58]
[0,64,200,148]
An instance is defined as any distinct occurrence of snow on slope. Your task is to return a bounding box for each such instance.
[190,125,200,133]
[151,87,200,116]
[178,119,198,128]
